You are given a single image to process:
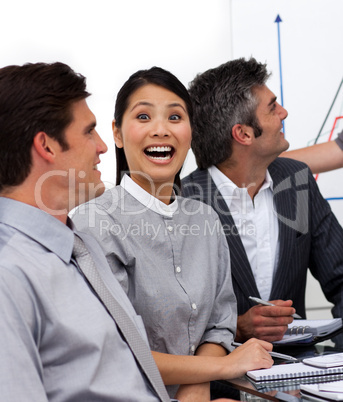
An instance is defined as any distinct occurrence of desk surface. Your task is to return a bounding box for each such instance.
[225,340,343,401]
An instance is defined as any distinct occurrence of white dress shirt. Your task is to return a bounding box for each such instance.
[121,174,179,217]
[209,166,280,301]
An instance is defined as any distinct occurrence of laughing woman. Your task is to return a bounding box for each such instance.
[72,67,273,401]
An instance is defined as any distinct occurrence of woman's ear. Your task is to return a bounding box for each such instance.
[112,120,123,148]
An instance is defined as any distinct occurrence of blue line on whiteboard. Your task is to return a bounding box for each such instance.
[326,197,343,201]
[275,14,285,133]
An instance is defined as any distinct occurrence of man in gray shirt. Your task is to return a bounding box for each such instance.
[0,62,168,401]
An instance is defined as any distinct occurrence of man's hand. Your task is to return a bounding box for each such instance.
[235,299,296,342]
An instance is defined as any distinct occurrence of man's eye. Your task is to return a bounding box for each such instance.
[170,114,181,121]
[137,114,149,120]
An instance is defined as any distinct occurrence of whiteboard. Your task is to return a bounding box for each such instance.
[231,0,343,225]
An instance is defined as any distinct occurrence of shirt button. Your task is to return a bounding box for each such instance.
[191,303,197,310]
[190,345,195,352]
[176,266,181,273]
[167,226,173,232]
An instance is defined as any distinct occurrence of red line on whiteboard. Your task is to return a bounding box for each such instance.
[315,115,343,181]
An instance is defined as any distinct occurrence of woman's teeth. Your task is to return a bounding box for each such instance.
[146,146,172,152]
[145,146,173,160]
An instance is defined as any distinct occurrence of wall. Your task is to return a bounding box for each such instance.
[0,0,233,186]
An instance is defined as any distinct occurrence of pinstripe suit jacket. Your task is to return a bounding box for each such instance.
[182,158,343,319]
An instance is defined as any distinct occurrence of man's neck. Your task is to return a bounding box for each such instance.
[216,159,269,200]
[1,183,69,224]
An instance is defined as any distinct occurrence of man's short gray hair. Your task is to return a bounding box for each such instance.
[189,57,270,169]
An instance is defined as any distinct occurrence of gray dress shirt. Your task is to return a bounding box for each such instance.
[72,176,237,398]
[0,197,161,402]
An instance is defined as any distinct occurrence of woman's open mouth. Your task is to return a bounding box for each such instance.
[144,146,175,161]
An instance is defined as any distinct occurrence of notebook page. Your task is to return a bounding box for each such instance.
[247,362,343,382]
[303,353,343,368]
[300,382,343,401]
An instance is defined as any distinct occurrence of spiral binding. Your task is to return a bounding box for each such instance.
[289,325,310,335]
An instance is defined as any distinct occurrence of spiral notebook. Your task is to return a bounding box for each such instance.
[303,353,343,368]
[300,380,343,401]
[247,362,343,386]
[273,318,343,346]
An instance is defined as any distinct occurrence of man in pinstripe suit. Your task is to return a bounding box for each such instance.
[182,58,343,343]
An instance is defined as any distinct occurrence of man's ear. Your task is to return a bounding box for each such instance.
[112,120,123,148]
[32,132,57,162]
[231,124,254,146]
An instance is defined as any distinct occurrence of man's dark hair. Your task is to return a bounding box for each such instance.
[188,57,270,169]
[0,62,90,192]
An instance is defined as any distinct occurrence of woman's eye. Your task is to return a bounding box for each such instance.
[137,113,149,120]
[169,114,181,121]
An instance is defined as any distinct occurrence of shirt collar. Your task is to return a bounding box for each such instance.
[208,165,274,208]
[120,174,178,217]
[261,169,274,191]
[0,197,74,264]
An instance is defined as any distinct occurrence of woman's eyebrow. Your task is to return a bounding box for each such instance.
[130,101,187,113]
[167,102,187,112]
[130,101,153,112]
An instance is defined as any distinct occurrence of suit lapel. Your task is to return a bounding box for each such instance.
[268,161,296,300]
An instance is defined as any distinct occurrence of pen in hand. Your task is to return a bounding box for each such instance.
[231,342,299,362]
[249,296,302,319]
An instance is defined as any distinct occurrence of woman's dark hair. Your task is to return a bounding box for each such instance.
[114,66,193,192]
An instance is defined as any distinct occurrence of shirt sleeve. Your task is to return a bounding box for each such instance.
[0,269,48,402]
[199,216,237,352]
[335,129,343,150]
